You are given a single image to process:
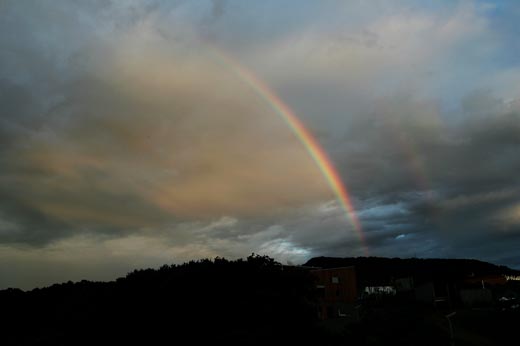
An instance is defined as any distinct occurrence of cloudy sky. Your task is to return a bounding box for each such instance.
[1,0,520,289]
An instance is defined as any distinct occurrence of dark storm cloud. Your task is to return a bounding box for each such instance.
[340,96,520,199]
[324,95,520,264]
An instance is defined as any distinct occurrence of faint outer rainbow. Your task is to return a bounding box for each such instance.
[210,50,367,253]
[386,118,433,199]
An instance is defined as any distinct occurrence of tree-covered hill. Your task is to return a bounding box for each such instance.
[305,256,520,286]
[0,255,318,346]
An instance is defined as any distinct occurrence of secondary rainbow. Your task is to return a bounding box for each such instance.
[386,119,433,199]
[210,49,367,253]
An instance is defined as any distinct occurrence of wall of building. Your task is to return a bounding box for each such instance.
[311,267,357,319]
[460,288,493,307]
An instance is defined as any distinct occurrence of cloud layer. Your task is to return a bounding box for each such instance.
[1,0,520,289]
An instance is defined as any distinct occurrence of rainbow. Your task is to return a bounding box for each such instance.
[210,49,367,253]
[386,119,433,199]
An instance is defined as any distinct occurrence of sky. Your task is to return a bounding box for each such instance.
[1,0,520,289]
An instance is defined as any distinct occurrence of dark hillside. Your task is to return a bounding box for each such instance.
[305,256,520,286]
[0,255,318,346]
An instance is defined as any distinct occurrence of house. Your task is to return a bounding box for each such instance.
[311,266,358,319]
[394,277,414,292]
[414,280,459,309]
[463,274,507,287]
[363,285,396,297]
[459,288,493,307]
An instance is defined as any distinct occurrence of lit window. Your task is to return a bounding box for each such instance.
[331,276,339,283]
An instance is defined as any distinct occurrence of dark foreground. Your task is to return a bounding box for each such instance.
[1,255,519,345]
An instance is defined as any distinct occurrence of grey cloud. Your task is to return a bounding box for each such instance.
[337,94,520,197]
[211,0,226,19]
[0,1,332,248]
[326,96,520,263]
[1,0,520,289]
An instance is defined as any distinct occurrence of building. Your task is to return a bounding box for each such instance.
[414,280,458,308]
[311,266,358,319]
[394,277,414,292]
[463,274,507,287]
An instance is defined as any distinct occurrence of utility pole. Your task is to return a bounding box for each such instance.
[446,311,456,346]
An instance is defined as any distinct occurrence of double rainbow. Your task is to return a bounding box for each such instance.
[211,50,367,253]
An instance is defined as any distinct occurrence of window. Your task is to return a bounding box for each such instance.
[317,287,325,298]
[331,276,339,284]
